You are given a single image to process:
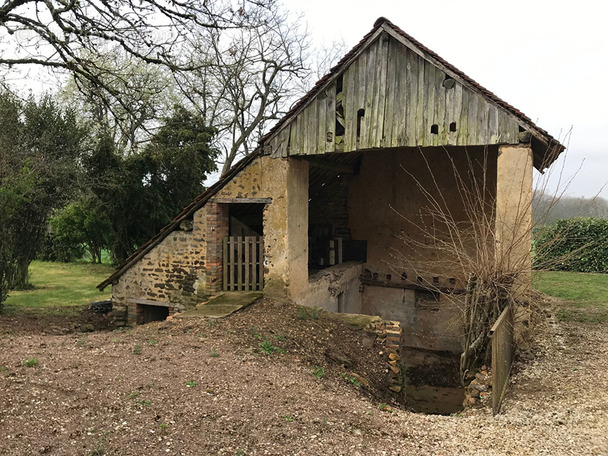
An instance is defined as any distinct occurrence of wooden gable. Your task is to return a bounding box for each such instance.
[265,24,533,159]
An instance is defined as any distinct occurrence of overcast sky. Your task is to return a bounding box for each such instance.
[284,0,608,199]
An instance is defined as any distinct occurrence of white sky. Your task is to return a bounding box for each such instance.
[7,1,606,198]
[284,0,608,199]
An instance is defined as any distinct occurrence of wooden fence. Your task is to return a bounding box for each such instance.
[223,236,264,291]
[489,304,514,415]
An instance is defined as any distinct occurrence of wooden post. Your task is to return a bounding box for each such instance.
[223,237,228,292]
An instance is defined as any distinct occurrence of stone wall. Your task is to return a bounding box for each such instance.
[111,155,310,324]
[348,146,497,283]
[111,206,208,325]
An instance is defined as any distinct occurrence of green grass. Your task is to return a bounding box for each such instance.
[533,270,608,323]
[4,260,113,316]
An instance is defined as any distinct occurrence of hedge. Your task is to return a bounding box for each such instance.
[533,217,608,272]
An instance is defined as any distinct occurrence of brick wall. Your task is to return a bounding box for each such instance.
[205,202,229,294]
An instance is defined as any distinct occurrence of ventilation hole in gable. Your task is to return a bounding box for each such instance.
[449,122,457,132]
[442,75,455,89]
[417,276,423,283]
[430,124,439,135]
[401,272,407,280]
[356,109,365,138]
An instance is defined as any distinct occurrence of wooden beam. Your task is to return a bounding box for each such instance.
[297,157,356,174]
[127,298,178,308]
[360,277,465,294]
[210,198,272,204]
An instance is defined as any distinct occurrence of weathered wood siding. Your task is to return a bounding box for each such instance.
[267,33,520,157]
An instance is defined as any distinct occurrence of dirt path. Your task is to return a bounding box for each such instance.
[1,300,606,455]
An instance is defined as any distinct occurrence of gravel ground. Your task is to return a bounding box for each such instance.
[0,298,606,455]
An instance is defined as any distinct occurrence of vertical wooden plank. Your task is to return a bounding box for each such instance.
[457,88,470,145]
[325,84,336,153]
[383,37,396,148]
[316,92,327,154]
[467,92,479,145]
[344,61,358,151]
[424,62,436,147]
[488,105,499,143]
[435,69,447,146]
[505,116,520,143]
[229,236,235,291]
[289,116,299,155]
[258,238,264,290]
[448,82,462,146]
[478,96,490,144]
[391,42,407,147]
[405,47,418,147]
[370,38,387,148]
[237,235,243,291]
[301,104,310,156]
[244,236,250,291]
[251,236,255,291]
[363,42,377,149]
[357,50,368,148]
[415,55,425,146]
[308,99,318,155]
[324,83,336,152]
[223,237,228,292]
[278,126,289,157]
[377,35,390,148]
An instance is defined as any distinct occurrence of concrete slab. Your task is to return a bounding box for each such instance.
[175,292,263,319]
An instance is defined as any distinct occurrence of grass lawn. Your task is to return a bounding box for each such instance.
[532,270,608,324]
[3,261,113,316]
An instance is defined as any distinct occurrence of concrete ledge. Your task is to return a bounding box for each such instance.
[127,298,179,308]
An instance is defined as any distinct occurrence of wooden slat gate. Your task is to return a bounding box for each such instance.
[223,236,264,291]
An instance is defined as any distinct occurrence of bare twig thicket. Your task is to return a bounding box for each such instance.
[0,0,290,146]
[173,6,313,173]
[388,137,573,382]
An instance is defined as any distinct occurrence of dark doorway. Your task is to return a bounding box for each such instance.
[229,203,264,237]
[140,304,169,324]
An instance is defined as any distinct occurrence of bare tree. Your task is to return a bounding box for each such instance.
[58,50,179,152]
[0,1,277,113]
[175,5,311,173]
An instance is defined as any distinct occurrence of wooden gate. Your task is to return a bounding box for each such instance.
[223,236,264,291]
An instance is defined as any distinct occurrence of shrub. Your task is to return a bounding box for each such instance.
[533,218,608,272]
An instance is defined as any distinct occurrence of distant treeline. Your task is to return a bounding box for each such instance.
[533,194,608,227]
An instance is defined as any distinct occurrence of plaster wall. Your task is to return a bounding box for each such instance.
[495,145,533,288]
[294,262,363,313]
[347,147,494,352]
[362,286,463,353]
[349,146,497,285]
[112,155,310,324]
[211,155,309,299]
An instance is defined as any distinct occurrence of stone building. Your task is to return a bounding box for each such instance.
[98,17,564,360]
